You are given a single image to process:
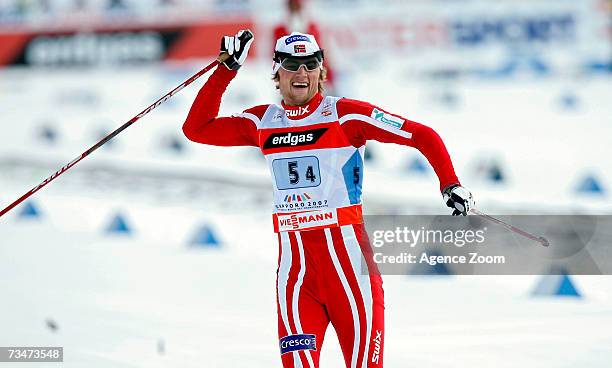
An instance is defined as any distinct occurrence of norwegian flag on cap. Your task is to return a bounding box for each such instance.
[294,44,306,53]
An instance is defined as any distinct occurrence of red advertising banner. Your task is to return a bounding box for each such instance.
[0,19,254,67]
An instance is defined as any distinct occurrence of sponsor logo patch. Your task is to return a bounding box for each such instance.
[285,35,310,45]
[371,330,383,364]
[279,334,317,355]
[371,108,404,129]
[272,111,283,121]
[277,210,337,231]
[285,105,310,118]
[263,128,327,149]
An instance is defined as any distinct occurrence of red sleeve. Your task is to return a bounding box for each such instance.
[182,65,263,147]
[337,98,460,191]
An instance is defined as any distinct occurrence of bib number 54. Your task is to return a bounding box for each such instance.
[273,156,321,190]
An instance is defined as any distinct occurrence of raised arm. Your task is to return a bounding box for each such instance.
[183,66,261,146]
[182,30,261,147]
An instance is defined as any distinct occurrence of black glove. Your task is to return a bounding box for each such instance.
[220,29,254,70]
[442,184,475,216]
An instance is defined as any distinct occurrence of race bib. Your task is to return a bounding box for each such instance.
[272,156,321,190]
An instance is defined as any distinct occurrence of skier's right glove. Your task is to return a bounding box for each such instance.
[219,29,254,70]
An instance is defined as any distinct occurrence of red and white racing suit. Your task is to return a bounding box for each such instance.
[183,66,460,368]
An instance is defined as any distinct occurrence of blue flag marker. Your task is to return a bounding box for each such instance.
[532,272,581,298]
[576,175,604,194]
[19,201,41,219]
[168,137,185,153]
[487,162,505,183]
[408,157,428,174]
[105,213,132,235]
[190,225,221,247]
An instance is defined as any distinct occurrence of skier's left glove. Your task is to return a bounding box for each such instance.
[219,29,254,70]
[442,184,475,216]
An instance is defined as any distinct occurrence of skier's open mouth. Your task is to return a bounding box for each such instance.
[292,82,309,89]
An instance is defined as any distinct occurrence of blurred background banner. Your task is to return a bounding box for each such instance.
[0,0,609,73]
[0,0,611,367]
[312,0,610,76]
[0,20,255,67]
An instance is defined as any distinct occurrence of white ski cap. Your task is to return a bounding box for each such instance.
[272,32,324,73]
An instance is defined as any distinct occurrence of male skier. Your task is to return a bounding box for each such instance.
[182,30,474,368]
[273,0,336,90]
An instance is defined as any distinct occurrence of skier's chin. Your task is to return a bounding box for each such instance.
[287,88,312,105]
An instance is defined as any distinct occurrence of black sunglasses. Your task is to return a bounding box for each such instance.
[280,57,322,72]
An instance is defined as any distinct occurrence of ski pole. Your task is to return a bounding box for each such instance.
[470,208,550,247]
[0,54,230,219]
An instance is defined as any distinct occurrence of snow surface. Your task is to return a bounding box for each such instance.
[2,215,612,367]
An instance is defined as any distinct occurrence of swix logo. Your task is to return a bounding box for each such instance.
[263,128,327,149]
[371,330,382,364]
[277,210,337,231]
[33,155,81,192]
[285,106,310,118]
[137,93,174,119]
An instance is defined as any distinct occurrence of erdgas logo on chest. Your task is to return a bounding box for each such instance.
[263,128,327,149]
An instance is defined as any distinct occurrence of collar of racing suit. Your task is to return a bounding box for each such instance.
[281,92,323,120]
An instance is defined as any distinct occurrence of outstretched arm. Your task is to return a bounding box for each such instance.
[337,98,460,191]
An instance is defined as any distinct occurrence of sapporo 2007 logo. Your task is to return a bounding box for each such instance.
[275,192,328,211]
